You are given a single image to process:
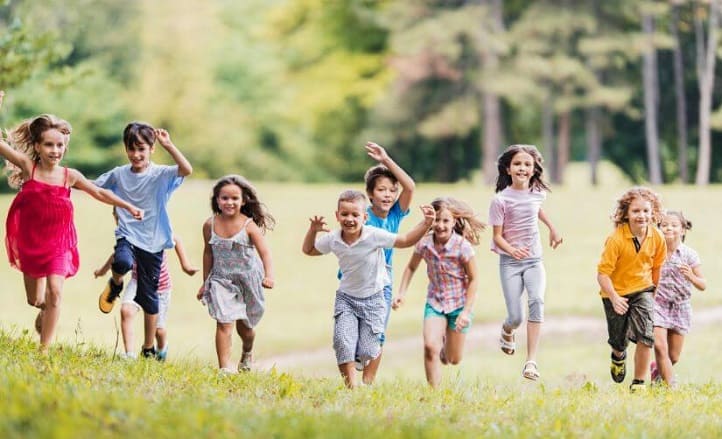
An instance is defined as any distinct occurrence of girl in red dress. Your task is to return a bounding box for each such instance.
[0,90,143,352]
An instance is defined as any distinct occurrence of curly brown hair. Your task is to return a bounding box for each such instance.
[611,187,663,227]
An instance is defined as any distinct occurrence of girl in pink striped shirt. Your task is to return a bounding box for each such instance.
[393,197,485,387]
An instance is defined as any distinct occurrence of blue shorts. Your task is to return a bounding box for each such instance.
[423,303,472,334]
[112,238,163,314]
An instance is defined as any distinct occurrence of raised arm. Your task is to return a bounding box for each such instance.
[365,141,415,211]
[538,208,562,248]
[247,222,274,289]
[393,205,434,248]
[198,219,213,300]
[155,129,192,177]
[0,133,33,177]
[70,170,143,220]
[172,235,199,276]
[392,252,422,310]
[302,216,328,256]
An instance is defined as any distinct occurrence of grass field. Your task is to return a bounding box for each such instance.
[1,163,721,376]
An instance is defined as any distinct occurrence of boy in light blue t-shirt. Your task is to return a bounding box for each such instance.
[95,121,192,358]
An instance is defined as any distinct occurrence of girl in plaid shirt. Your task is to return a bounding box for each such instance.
[393,197,485,388]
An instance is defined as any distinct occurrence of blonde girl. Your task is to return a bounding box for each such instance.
[489,144,562,380]
[198,175,275,373]
[651,211,706,386]
[0,90,142,351]
[393,197,484,387]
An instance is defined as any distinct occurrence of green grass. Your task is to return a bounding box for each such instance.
[0,164,721,366]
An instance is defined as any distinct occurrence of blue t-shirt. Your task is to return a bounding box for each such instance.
[95,163,183,253]
[366,201,410,266]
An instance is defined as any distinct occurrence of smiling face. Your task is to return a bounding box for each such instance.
[626,197,653,235]
[368,176,398,216]
[659,214,684,246]
[336,199,367,236]
[126,141,154,173]
[432,207,455,245]
[216,183,244,217]
[34,129,67,166]
[506,151,535,189]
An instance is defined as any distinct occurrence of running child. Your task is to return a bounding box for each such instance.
[95,121,192,359]
[650,211,705,386]
[198,175,275,374]
[0,90,142,351]
[302,189,434,388]
[393,197,485,387]
[489,144,562,380]
[597,187,666,391]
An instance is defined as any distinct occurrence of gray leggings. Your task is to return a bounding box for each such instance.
[499,255,546,328]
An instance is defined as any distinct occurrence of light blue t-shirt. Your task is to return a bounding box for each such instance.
[95,163,183,253]
[366,201,410,266]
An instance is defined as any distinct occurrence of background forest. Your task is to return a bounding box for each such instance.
[2,0,722,185]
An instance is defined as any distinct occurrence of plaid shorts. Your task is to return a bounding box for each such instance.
[603,290,655,351]
[332,291,386,365]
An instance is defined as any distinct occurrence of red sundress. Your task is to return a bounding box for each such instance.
[5,164,79,278]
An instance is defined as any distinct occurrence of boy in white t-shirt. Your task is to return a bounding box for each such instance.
[302,189,434,388]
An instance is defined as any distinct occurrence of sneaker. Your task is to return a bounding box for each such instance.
[120,351,138,360]
[141,346,157,358]
[156,346,168,362]
[99,279,123,314]
[650,361,661,383]
[238,351,253,372]
[219,367,237,375]
[354,357,370,372]
[610,352,626,383]
[629,379,646,392]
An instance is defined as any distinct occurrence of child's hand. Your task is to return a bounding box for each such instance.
[455,310,471,332]
[196,286,205,302]
[262,277,274,289]
[183,265,200,276]
[419,204,435,224]
[155,128,172,147]
[678,263,693,281]
[391,295,405,310]
[93,268,105,278]
[549,230,563,249]
[309,216,330,233]
[128,206,144,220]
[609,292,629,315]
[365,141,389,163]
[509,246,530,260]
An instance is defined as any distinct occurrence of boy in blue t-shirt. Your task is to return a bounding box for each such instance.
[95,122,192,358]
[357,141,415,382]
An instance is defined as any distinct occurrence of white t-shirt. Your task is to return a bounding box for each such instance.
[488,186,546,258]
[315,226,396,298]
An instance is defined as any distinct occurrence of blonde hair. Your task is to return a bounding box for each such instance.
[611,187,663,227]
[430,197,486,245]
[3,114,72,188]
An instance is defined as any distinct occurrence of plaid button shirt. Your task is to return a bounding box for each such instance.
[416,233,475,313]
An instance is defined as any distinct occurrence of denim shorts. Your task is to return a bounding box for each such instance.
[423,303,472,334]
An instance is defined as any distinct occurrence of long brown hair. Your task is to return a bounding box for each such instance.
[494,144,550,193]
[210,174,275,232]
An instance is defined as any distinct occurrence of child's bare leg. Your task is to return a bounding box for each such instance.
[526,321,541,363]
[634,342,653,381]
[23,275,46,308]
[444,326,467,366]
[142,312,158,350]
[653,326,672,381]
[216,322,233,369]
[155,327,167,352]
[423,317,446,388]
[362,348,382,384]
[236,320,255,353]
[667,331,685,365]
[338,362,357,388]
[39,275,64,349]
[120,304,139,353]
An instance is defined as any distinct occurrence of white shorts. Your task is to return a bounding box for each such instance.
[121,278,172,329]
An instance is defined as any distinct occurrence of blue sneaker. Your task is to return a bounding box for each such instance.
[156,346,168,362]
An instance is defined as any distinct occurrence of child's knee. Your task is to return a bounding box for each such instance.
[505,316,523,329]
[424,343,441,360]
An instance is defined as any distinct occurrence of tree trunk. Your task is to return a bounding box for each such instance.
[642,12,663,184]
[556,110,570,184]
[480,0,504,185]
[586,107,601,186]
[542,96,557,183]
[671,4,689,183]
[695,0,719,185]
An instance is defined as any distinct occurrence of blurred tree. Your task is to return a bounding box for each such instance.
[695,0,719,185]
[641,1,664,184]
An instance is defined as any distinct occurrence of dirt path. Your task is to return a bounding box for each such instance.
[256,306,722,370]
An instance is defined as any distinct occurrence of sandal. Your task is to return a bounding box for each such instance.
[522,360,540,381]
[499,327,515,355]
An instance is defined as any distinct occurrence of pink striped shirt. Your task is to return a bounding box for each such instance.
[132,253,171,293]
[415,233,475,313]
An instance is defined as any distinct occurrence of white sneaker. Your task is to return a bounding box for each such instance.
[354,358,370,371]
[219,367,237,375]
[120,351,138,360]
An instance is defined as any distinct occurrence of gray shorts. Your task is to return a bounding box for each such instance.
[603,290,654,351]
[332,291,386,365]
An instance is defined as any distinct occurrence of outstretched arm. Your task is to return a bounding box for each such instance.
[248,222,274,288]
[172,235,199,276]
[94,254,114,278]
[393,205,434,248]
[70,170,143,220]
[365,141,415,212]
[392,252,422,310]
[302,216,329,256]
[155,129,193,177]
[538,208,562,249]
